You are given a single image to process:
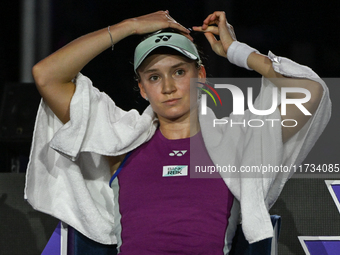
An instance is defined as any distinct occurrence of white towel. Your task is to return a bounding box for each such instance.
[199,52,331,243]
[25,52,331,244]
[24,74,158,244]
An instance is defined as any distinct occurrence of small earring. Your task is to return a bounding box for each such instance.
[145,97,149,101]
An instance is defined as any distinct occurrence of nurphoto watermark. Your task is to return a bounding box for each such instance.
[189,77,335,179]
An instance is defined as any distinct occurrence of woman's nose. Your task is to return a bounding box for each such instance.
[162,76,177,94]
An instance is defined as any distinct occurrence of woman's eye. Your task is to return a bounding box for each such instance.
[175,69,185,76]
[149,75,159,81]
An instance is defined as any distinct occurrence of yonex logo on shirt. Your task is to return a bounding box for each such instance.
[169,150,187,157]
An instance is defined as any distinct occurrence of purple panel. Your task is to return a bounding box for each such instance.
[331,185,340,204]
[41,222,61,255]
[67,225,75,255]
[305,240,340,255]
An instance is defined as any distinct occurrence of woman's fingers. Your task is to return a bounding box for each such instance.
[192,25,219,35]
[193,11,236,57]
[194,11,228,35]
[202,14,213,30]
[202,11,227,29]
[133,11,190,36]
[204,32,218,45]
[204,33,226,57]
[165,12,190,34]
[158,11,193,41]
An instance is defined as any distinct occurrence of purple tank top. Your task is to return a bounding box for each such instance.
[110,129,235,254]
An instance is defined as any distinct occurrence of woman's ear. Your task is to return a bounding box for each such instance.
[198,65,206,79]
[138,82,147,100]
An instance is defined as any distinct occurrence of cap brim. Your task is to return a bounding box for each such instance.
[135,45,198,72]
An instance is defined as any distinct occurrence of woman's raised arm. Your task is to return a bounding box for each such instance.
[193,11,323,143]
[32,11,191,123]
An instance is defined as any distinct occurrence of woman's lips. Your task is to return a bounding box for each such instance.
[163,98,180,105]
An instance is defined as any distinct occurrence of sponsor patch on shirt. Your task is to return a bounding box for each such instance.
[162,165,188,177]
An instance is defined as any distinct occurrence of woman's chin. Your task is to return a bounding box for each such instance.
[157,110,190,122]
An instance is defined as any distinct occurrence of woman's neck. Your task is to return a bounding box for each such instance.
[158,112,200,140]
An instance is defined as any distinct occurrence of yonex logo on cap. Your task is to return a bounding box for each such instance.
[155,35,172,43]
[134,32,200,73]
[169,150,187,157]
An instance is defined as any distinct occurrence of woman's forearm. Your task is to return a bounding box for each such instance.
[32,19,135,87]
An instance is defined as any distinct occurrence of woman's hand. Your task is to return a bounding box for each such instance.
[128,11,193,41]
[192,11,236,57]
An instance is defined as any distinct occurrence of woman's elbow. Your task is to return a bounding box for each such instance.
[32,62,47,88]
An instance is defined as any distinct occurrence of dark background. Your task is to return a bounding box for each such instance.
[0,0,339,254]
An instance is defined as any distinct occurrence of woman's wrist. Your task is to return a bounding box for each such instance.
[106,19,137,46]
[118,18,139,36]
[227,41,259,70]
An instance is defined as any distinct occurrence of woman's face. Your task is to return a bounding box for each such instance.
[137,53,206,122]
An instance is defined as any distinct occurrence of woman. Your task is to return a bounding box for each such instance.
[26,11,331,254]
